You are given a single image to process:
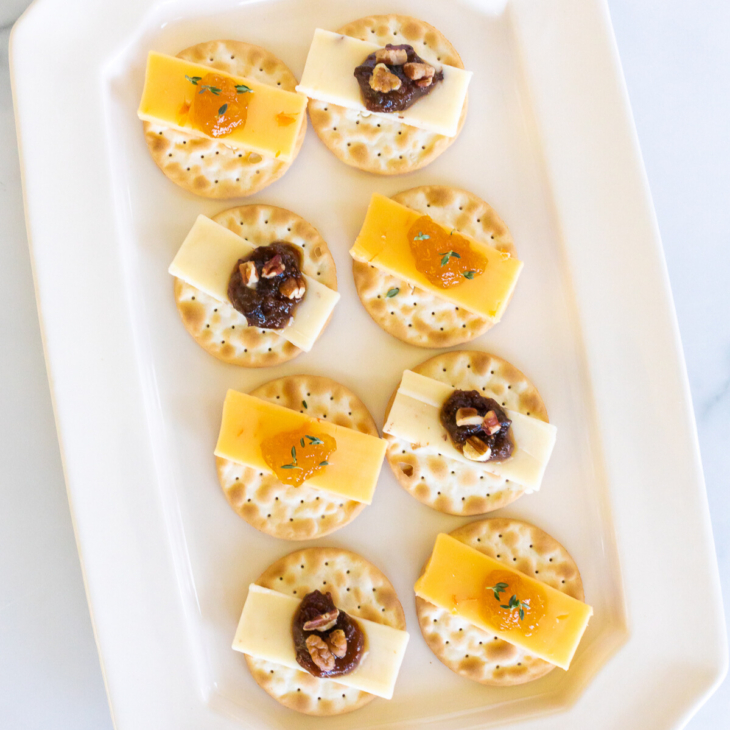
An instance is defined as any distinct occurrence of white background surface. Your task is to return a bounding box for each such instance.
[0,0,727,728]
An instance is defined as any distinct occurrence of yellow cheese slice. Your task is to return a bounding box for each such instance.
[297,29,472,137]
[383,371,556,492]
[169,215,340,352]
[138,51,307,161]
[415,534,592,670]
[214,390,386,504]
[233,585,409,699]
[350,194,523,320]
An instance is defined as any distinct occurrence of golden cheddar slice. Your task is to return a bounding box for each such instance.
[349,194,523,321]
[214,390,386,504]
[415,534,593,670]
[138,52,307,161]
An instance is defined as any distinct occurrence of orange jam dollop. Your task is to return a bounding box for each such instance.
[260,426,337,487]
[407,215,488,289]
[189,73,251,138]
[483,569,547,636]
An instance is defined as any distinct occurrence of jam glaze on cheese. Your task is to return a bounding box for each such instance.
[184,72,252,137]
[293,590,365,678]
[440,390,513,462]
[354,44,443,114]
[260,426,336,487]
[407,215,488,289]
[483,569,547,636]
[228,243,306,330]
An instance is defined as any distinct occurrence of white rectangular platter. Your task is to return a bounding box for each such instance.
[10,0,727,728]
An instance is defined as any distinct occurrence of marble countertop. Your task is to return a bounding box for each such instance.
[0,1,727,727]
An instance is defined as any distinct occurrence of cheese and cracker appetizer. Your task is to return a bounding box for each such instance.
[351,188,522,347]
[215,376,387,539]
[297,16,471,174]
[383,352,556,514]
[138,41,307,197]
[415,519,592,685]
[169,207,339,367]
[234,548,409,714]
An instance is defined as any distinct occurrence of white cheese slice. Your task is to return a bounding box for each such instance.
[232,584,410,700]
[169,215,340,352]
[296,29,472,137]
[383,371,557,492]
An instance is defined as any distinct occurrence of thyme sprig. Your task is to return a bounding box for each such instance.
[439,250,461,266]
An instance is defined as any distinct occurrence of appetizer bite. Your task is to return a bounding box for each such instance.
[233,548,409,715]
[169,205,339,367]
[383,351,556,515]
[215,376,387,539]
[351,187,521,347]
[415,519,592,685]
[297,16,471,174]
[138,41,307,197]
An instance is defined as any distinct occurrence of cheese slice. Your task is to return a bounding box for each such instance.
[383,371,556,492]
[233,585,409,699]
[350,194,523,321]
[296,29,472,137]
[138,51,306,161]
[215,390,386,504]
[415,534,592,670]
[169,215,340,352]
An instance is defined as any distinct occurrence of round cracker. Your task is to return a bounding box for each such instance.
[143,40,307,198]
[416,518,584,686]
[174,204,336,368]
[385,351,548,515]
[308,15,467,175]
[353,186,516,348]
[245,547,406,715]
[217,376,378,539]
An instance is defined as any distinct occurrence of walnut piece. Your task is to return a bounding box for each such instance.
[403,62,435,80]
[463,436,492,462]
[370,63,402,93]
[455,407,483,427]
[303,608,339,632]
[416,77,433,88]
[279,276,306,300]
[238,260,258,288]
[261,254,285,278]
[375,47,407,65]
[306,635,335,672]
[327,629,347,658]
[483,410,502,435]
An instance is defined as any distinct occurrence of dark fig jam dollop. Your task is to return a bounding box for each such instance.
[292,590,365,679]
[440,389,513,462]
[354,44,443,114]
[227,242,305,330]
